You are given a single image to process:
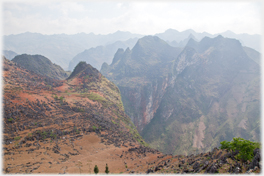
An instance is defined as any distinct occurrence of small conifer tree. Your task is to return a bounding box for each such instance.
[94,165,99,174]
[105,163,109,174]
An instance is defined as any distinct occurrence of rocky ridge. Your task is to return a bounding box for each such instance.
[101,35,260,155]
[12,54,70,80]
[3,58,152,173]
[101,36,182,132]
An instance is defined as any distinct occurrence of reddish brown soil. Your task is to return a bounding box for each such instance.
[3,58,260,174]
[3,133,163,174]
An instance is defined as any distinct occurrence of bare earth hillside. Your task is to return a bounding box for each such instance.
[3,58,260,174]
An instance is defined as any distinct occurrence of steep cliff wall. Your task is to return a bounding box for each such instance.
[142,36,260,155]
[118,75,173,132]
[102,35,260,155]
[101,36,182,132]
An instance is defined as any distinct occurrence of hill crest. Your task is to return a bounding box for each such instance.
[12,54,69,80]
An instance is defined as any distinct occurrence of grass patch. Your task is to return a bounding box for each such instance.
[8,118,13,122]
[14,136,21,141]
[87,92,106,102]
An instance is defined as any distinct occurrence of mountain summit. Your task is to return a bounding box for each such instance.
[102,35,260,155]
[3,58,155,173]
[12,54,69,80]
[101,36,183,131]
[67,61,100,81]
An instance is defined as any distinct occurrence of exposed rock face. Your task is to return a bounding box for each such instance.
[12,54,70,80]
[102,35,260,155]
[101,36,182,132]
[118,76,171,131]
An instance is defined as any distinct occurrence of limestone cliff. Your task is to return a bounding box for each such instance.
[101,36,182,132]
[101,35,260,155]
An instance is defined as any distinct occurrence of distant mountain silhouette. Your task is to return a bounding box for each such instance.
[3,50,17,60]
[68,38,139,71]
[155,29,261,52]
[4,31,143,69]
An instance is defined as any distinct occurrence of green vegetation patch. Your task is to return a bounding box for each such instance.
[14,136,21,141]
[87,92,106,102]
[220,137,260,162]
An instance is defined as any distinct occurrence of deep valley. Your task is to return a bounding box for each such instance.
[2,32,261,174]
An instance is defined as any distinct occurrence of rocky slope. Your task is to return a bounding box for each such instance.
[101,35,260,155]
[243,46,261,65]
[3,57,261,174]
[3,58,155,174]
[12,54,70,80]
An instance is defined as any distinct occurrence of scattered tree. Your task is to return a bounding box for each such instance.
[105,163,109,174]
[220,137,260,162]
[94,165,99,174]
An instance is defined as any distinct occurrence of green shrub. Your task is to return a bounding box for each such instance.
[14,136,21,141]
[54,94,57,99]
[220,140,231,150]
[8,118,13,122]
[42,131,47,139]
[105,163,109,174]
[92,126,97,131]
[220,137,260,162]
[94,165,99,174]
[50,132,57,139]
[79,108,84,112]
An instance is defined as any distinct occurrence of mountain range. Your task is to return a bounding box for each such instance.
[3,31,143,70]
[68,38,139,71]
[3,55,261,174]
[101,35,260,156]
[3,29,260,71]
[156,29,261,52]
[2,27,262,174]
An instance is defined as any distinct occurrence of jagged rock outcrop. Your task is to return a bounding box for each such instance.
[143,35,260,155]
[102,35,260,155]
[68,38,138,71]
[101,36,182,131]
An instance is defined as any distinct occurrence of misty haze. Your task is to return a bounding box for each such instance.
[2,1,261,174]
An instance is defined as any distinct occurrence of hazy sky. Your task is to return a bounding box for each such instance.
[2,0,262,36]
